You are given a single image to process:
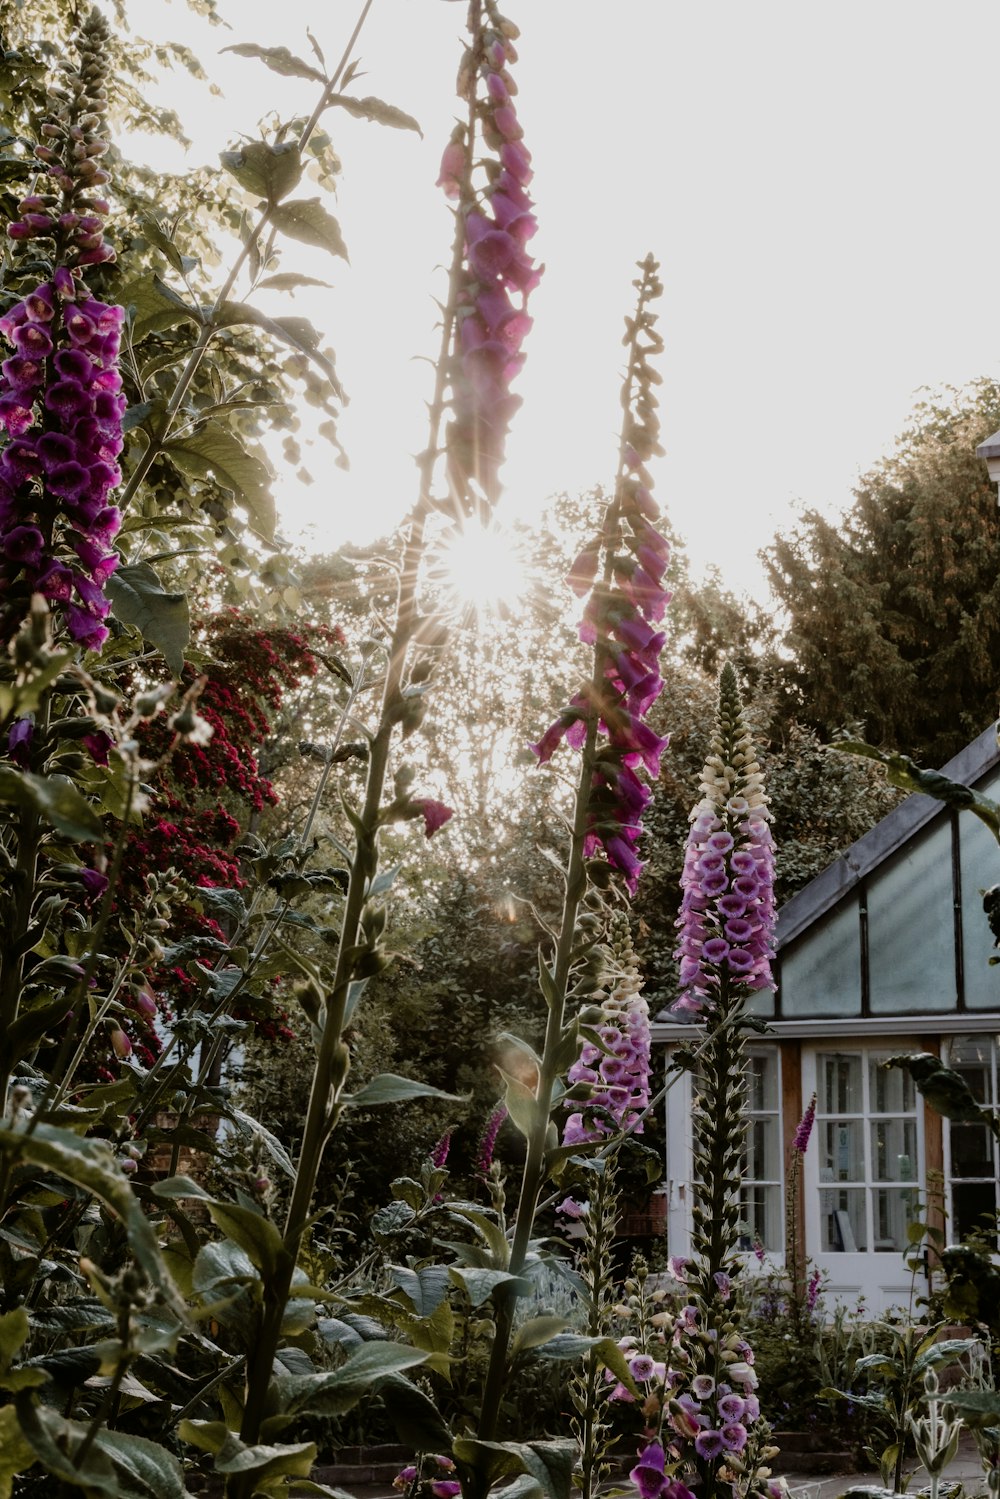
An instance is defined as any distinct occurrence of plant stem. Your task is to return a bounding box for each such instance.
[227,42,477,1483]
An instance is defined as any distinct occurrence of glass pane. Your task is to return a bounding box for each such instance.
[867,824,955,1013]
[743,1117,779,1181]
[820,1119,865,1183]
[949,1035,993,1103]
[953,1181,999,1243]
[951,1122,995,1179]
[819,1053,862,1115]
[870,1060,915,1114]
[747,1050,777,1113]
[781,902,862,1018]
[872,1188,918,1252]
[871,1119,917,1182]
[820,1188,867,1252]
[740,1185,782,1254]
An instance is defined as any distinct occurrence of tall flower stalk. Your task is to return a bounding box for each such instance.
[231,3,540,1481]
[0,6,122,652]
[666,665,780,1499]
[473,258,668,1473]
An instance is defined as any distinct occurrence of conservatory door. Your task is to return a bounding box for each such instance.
[802,1045,923,1311]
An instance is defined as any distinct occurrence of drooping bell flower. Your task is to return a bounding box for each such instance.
[673,663,776,1015]
[531,257,668,896]
[562,910,651,1145]
[443,4,540,508]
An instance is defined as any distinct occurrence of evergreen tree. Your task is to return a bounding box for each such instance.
[764,379,1000,766]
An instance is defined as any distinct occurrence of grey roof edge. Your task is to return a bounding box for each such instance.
[976,428,1000,459]
[775,721,1000,951]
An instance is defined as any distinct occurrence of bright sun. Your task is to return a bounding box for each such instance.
[434,521,527,616]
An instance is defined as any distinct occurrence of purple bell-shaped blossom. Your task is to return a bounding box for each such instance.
[673,663,777,1014]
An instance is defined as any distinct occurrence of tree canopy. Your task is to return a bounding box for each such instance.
[764,379,1000,767]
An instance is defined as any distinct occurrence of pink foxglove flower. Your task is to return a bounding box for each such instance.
[475,1101,507,1174]
[563,912,650,1145]
[673,663,776,1014]
[531,259,668,896]
[444,7,539,505]
[794,1092,817,1153]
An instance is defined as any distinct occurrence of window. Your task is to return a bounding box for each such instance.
[739,1047,783,1253]
[816,1050,919,1253]
[946,1035,1000,1243]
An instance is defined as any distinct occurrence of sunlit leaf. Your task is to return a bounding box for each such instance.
[326,93,422,135]
[270,197,349,261]
[222,43,325,82]
[106,562,190,676]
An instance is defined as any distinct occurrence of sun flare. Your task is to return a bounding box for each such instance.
[433,521,527,616]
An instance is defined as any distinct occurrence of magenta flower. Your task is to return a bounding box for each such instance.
[694,1431,725,1461]
[563,914,651,1146]
[531,262,668,897]
[0,14,123,652]
[720,1422,748,1454]
[630,1442,669,1499]
[806,1266,822,1313]
[475,1101,507,1174]
[443,13,539,505]
[794,1092,817,1153]
[110,1026,132,1060]
[429,1131,451,1168]
[411,798,454,838]
[673,664,776,1013]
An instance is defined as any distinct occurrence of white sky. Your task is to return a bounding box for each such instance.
[124,0,1000,601]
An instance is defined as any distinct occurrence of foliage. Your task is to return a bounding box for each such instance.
[764,380,1000,767]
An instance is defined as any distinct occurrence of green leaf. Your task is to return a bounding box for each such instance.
[270,197,349,261]
[390,1264,450,1317]
[219,139,303,203]
[213,1435,316,1484]
[448,1267,525,1309]
[280,1341,428,1417]
[0,1404,35,1499]
[150,1175,213,1201]
[5,997,73,1072]
[942,1389,1000,1426]
[0,1122,184,1317]
[106,563,190,677]
[453,1438,574,1499]
[497,1065,540,1139]
[205,1200,289,1283]
[228,1107,296,1178]
[346,1074,460,1108]
[512,1315,570,1355]
[0,768,103,842]
[222,43,325,81]
[214,302,341,395]
[379,1372,453,1452]
[836,741,1000,842]
[0,1307,28,1371]
[257,272,333,293]
[137,213,198,276]
[16,1397,188,1499]
[326,93,422,135]
[120,271,199,340]
[165,425,275,541]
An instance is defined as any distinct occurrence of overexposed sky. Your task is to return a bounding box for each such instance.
[124,0,1000,600]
